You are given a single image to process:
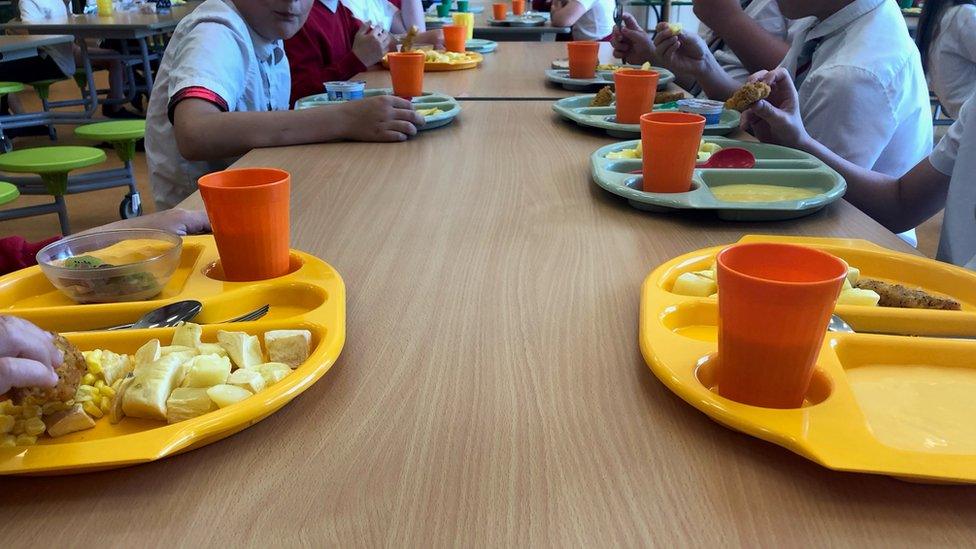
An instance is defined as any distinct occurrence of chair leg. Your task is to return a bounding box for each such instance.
[54,195,71,235]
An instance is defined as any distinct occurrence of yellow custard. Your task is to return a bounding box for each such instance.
[710,184,820,203]
[847,364,976,454]
[82,239,175,265]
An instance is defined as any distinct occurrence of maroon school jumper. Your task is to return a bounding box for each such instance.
[285,1,368,106]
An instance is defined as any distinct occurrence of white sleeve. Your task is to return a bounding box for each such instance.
[951,6,976,63]
[573,0,597,10]
[930,95,976,176]
[19,0,47,21]
[167,21,247,111]
[800,65,896,172]
[340,0,397,30]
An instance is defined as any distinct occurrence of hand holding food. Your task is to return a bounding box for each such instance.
[738,68,810,149]
[0,316,61,395]
[652,21,710,77]
[352,23,392,67]
[401,25,420,52]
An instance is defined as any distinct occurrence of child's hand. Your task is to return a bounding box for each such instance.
[0,316,60,395]
[353,23,392,66]
[81,209,211,236]
[652,22,710,77]
[336,95,425,142]
[611,13,653,65]
[740,68,811,150]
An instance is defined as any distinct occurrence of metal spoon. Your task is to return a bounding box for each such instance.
[104,300,202,331]
[828,314,975,340]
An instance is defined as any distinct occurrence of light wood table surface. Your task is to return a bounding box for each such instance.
[0,34,73,63]
[5,102,974,546]
[356,41,660,100]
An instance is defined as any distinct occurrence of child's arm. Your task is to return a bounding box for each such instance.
[741,69,950,233]
[692,0,790,73]
[391,0,426,33]
[549,0,587,27]
[653,23,740,100]
[172,95,424,160]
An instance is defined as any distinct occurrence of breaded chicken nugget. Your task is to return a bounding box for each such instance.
[725,81,771,112]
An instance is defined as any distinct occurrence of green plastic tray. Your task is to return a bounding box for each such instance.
[295,89,461,131]
[590,137,847,221]
[466,39,497,53]
[553,94,740,138]
[545,67,674,92]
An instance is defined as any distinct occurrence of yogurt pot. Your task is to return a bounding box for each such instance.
[324,81,366,101]
[676,99,723,125]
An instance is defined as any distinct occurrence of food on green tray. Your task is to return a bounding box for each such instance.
[709,184,820,203]
[590,85,614,107]
[605,140,721,161]
[417,107,445,117]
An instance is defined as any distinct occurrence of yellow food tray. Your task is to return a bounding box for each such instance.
[0,235,345,475]
[640,235,976,484]
[381,51,483,71]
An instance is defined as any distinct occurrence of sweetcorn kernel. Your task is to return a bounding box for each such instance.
[0,415,14,434]
[87,360,103,376]
[21,404,41,419]
[15,434,37,446]
[99,397,112,415]
[24,417,45,437]
[12,419,24,435]
[1,434,15,447]
[99,386,116,399]
[81,373,96,386]
[94,380,106,390]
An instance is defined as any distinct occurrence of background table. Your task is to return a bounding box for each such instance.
[1,4,199,39]
[0,34,73,62]
[472,11,570,41]
[356,42,657,100]
[5,101,974,546]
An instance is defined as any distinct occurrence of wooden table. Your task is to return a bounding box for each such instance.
[6,102,973,546]
[0,34,73,63]
[356,42,634,100]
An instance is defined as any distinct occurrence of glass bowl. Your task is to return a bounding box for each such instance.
[36,229,183,304]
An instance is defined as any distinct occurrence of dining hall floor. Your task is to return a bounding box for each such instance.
[0,74,946,259]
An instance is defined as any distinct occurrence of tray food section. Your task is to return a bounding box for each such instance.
[296,89,461,130]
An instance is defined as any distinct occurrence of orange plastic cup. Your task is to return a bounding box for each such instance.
[566,40,599,79]
[715,243,848,408]
[512,0,525,14]
[198,168,291,282]
[613,69,659,124]
[639,111,705,193]
[442,24,467,52]
[388,51,425,98]
[492,2,507,19]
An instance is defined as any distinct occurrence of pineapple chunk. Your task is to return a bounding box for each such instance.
[218,331,264,369]
[122,354,186,420]
[252,362,292,386]
[837,288,881,307]
[44,404,96,437]
[842,278,852,291]
[160,345,197,356]
[196,343,228,358]
[692,269,714,280]
[134,339,161,365]
[181,354,232,388]
[165,388,217,424]
[98,350,131,386]
[264,330,312,368]
[227,368,266,393]
[206,384,252,408]
[672,272,717,297]
[172,322,203,348]
[846,267,860,285]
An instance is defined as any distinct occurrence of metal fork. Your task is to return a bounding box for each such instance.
[218,304,270,324]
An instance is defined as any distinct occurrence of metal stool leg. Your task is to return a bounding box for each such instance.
[54,195,70,235]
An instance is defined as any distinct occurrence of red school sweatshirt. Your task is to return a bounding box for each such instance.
[285,1,369,106]
[0,236,58,276]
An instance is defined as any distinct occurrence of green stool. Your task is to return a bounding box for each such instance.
[28,78,66,141]
[0,82,25,153]
[0,146,106,235]
[0,181,19,205]
[75,120,145,218]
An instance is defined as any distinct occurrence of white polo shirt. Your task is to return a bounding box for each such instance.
[144,0,291,209]
[929,96,976,270]
[697,0,798,85]
[339,0,397,30]
[570,0,613,41]
[926,4,976,120]
[779,0,933,180]
[18,0,75,76]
